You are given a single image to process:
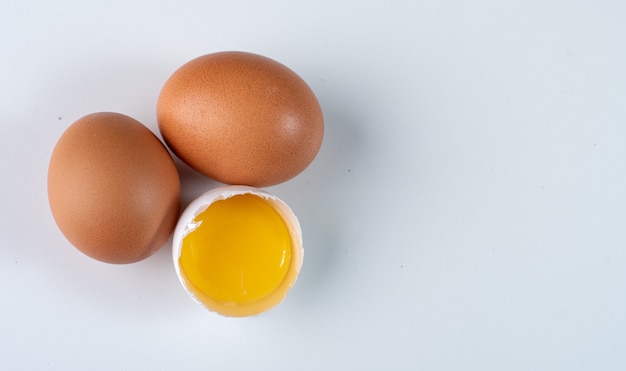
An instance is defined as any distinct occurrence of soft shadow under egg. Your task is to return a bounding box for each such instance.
[173,156,222,211]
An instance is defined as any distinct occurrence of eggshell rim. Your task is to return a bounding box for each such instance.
[172,185,304,317]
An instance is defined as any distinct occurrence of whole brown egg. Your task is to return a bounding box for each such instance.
[47,112,181,264]
[156,51,324,187]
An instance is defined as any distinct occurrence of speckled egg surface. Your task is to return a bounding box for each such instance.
[156,51,324,187]
[47,112,181,264]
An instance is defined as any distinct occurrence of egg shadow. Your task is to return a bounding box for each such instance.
[276,89,375,314]
[172,156,223,211]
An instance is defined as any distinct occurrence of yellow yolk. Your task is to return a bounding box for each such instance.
[179,194,293,311]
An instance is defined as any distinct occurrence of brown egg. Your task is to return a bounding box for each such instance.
[47,112,181,264]
[157,51,324,187]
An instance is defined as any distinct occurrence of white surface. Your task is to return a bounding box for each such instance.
[2,0,626,370]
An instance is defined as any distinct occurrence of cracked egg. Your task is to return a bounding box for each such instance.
[173,185,303,317]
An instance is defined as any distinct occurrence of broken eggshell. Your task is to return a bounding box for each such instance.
[172,185,304,317]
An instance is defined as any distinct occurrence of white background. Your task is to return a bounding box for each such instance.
[2,0,626,370]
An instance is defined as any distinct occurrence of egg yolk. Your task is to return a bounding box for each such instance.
[178,194,293,311]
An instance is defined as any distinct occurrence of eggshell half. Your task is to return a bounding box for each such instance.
[173,185,303,316]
